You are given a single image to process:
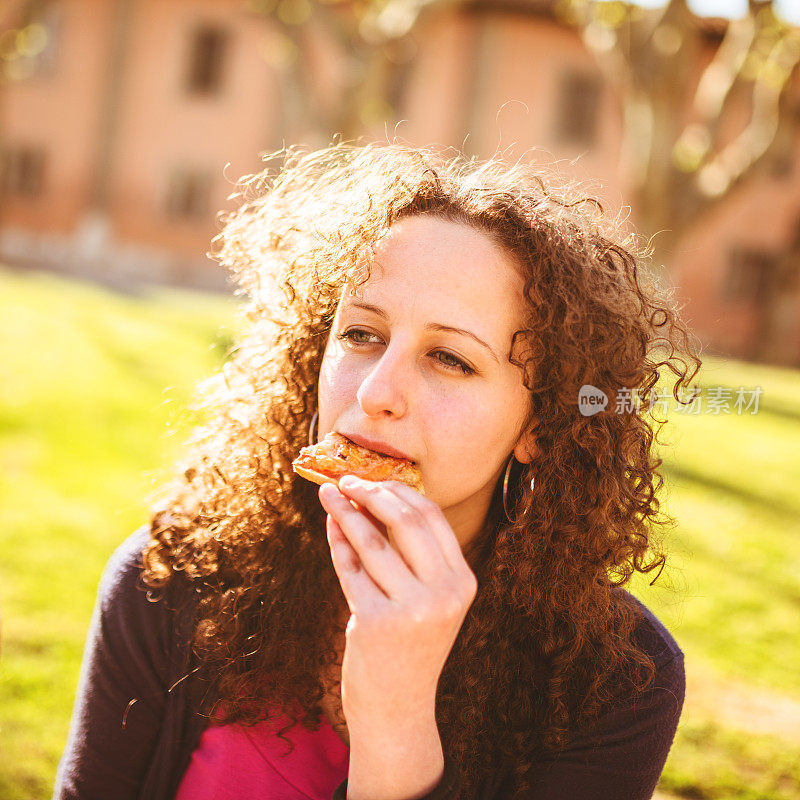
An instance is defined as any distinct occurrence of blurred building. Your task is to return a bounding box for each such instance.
[0,0,275,289]
[1,0,799,364]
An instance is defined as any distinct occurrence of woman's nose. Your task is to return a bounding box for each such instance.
[356,347,410,418]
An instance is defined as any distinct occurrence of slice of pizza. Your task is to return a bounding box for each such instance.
[293,432,425,494]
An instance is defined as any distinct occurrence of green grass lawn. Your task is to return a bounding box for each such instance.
[1,267,799,799]
[0,268,240,798]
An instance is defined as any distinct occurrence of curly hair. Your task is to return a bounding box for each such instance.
[142,142,701,797]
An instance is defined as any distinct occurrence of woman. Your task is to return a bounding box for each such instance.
[55,143,700,800]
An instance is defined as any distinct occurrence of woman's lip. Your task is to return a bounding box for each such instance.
[339,432,415,462]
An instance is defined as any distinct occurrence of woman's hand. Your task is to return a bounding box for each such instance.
[318,475,478,726]
[319,476,477,798]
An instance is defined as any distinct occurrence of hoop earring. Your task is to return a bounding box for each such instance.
[502,457,536,523]
[502,456,516,523]
[308,411,318,446]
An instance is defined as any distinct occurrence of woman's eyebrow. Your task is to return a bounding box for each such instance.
[347,299,388,318]
[345,299,500,363]
[426,323,500,363]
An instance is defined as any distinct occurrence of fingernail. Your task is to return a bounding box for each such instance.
[339,474,360,489]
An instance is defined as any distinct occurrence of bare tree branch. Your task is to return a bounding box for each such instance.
[692,14,756,123]
[252,0,464,142]
[697,38,800,198]
[565,0,800,246]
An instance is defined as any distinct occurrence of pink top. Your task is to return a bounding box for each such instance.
[175,710,350,800]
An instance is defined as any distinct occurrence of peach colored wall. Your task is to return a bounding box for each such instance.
[400,10,626,215]
[469,12,625,203]
[1,0,115,233]
[672,157,800,358]
[399,10,479,149]
[108,0,279,255]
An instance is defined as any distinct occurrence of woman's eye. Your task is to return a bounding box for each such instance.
[432,350,474,375]
[338,328,381,345]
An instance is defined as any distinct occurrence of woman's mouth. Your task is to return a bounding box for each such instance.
[338,432,415,463]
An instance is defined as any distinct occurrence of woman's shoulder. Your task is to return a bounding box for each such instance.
[100,524,150,592]
[617,589,684,672]
[555,591,685,757]
[97,524,195,633]
[98,525,155,611]
[603,589,686,729]
[525,593,686,798]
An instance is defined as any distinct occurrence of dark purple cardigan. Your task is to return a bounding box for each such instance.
[53,527,684,800]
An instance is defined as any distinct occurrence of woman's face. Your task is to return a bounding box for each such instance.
[318,215,535,548]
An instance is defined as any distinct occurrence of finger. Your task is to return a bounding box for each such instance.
[379,480,475,580]
[319,483,422,601]
[326,515,387,614]
[337,476,451,583]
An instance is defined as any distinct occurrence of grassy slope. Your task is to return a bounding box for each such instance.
[1,268,798,798]
[0,269,239,798]
[630,360,800,799]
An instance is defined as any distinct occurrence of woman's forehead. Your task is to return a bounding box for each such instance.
[337,216,526,334]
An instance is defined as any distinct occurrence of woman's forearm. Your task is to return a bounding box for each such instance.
[345,711,445,800]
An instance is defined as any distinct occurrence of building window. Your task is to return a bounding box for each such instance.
[554,71,601,147]
[769,151,794,179]
[0,145,46,198]
[185,25,227,95]
[165,169,212,220]
[723,248,776,304]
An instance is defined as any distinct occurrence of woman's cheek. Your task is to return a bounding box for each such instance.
[317,381,344,438]
[318,350,357,427]
[424,398,493,486]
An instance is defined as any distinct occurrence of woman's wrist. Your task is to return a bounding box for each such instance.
[345,711,445,800]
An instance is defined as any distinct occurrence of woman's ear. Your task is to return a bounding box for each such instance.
[513,430,538,464]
